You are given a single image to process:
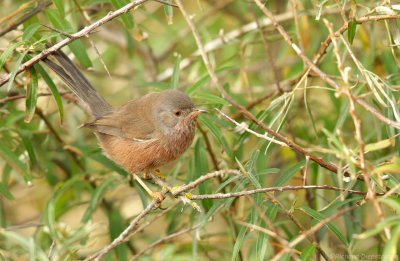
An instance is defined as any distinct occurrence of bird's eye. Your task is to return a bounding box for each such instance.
[174,110,182,117]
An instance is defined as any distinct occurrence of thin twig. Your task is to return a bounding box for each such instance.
[129,224,201,260]
[253,0,400,130]
[175,0,365,181]
[171,169,241,196]
[236,220,299,260]
[197,123,220,170]
[85,190,166,261]
[271,205,360,260]
[263,194,331,260]
[0,92,71,105]
[0,0,150,87]
[217,109,288,147]
[156,7,348,81]
[0,1,52,37]
[189,185,378,200]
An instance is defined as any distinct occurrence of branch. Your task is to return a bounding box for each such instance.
[0,91,71,105]
[129,224,201,260]
[0,1,52,37]
[189,185,378,200]
[174,0,368,182]
[156,6,348,81]
[0,0,149,88]
[271,205,360,260]
[216,109,288,147]
[170,169,241,196]
[253,0,400,130]
[84,188,167,261]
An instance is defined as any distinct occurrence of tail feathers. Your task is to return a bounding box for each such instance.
[43,50,113,118]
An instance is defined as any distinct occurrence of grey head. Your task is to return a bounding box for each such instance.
[150,89,205,134]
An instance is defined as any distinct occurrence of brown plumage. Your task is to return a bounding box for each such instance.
[43,50,205,176]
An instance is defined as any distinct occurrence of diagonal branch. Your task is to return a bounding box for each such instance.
[0,0,149,88]
[174,0,365,181]
[253,0,400,130]
[0,1,52,37]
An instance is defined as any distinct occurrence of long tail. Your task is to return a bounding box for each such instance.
[43,50,112,118]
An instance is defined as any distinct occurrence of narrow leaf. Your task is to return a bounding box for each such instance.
[23,23,41,41]
[68,40,92,68]
[0,42,23,71]
[301,206,349,246]
[110,0,135,29]
[81,176,118,223]
[348,18,357,44]
[171,54,181,89]
[0,141,29,179]
[274,161,305,187]
[300,245,316,260]
[163,0,173,24]
[35,63,64,121]
[6,51,28,91]
[24,67,38,123]
[0,182,15,200]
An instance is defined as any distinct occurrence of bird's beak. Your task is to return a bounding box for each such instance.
[190,108,208,118]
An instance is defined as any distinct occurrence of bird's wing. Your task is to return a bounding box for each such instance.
[83,99,157,142]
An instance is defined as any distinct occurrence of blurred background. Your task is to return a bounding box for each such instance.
[0,0,399,260]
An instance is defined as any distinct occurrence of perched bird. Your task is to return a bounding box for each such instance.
[43,50,206,200]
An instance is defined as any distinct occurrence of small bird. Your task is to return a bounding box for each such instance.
[43,50,206,200]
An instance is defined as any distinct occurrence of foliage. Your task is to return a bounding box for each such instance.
[0,0,399,260]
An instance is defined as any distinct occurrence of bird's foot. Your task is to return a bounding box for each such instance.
[151,191,166,208]
[142,172,151,180]
[155,169,165,180]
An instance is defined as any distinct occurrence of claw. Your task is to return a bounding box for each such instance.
[151,191,166,208]
[155,169,165,180]
[142,172,151,180]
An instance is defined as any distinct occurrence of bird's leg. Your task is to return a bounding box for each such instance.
[132,174,165,205]
[142,171,151,180]
[155,169,165,180]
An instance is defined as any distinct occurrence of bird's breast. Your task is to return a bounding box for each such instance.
[96,121,196,174]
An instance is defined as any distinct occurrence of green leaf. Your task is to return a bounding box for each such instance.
[81,176,118,223]
[163,0,173,24]
[0,42,23,71]
[0,230,48,261]
[382,224,400,261]
[108,208,128,261]
[23,23,41,41]
[380,198,400,213]
[355,216,400,239]
[110,0,135,29]
[68,40,93,68]
[348,18,357,45]
[300,245,316,260]
[186,65,235,95]
[88,151,128,177]
[44,175,84,239]
[0,141,29,183]
[19,131,38,168]
[244,149,262,189]
[193,92,229,106]
[6,50,28,92]
[274,161,305,187]
[24,67,38,123]
[46,9,67,31]
[35,63,64,121]
[171,54,181,89]
[53,0,65,16]
[301,206,349,246]
[231,225,248,261]
[193,139,212,210]
[198,116,234,159]
[0,182,14,200]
